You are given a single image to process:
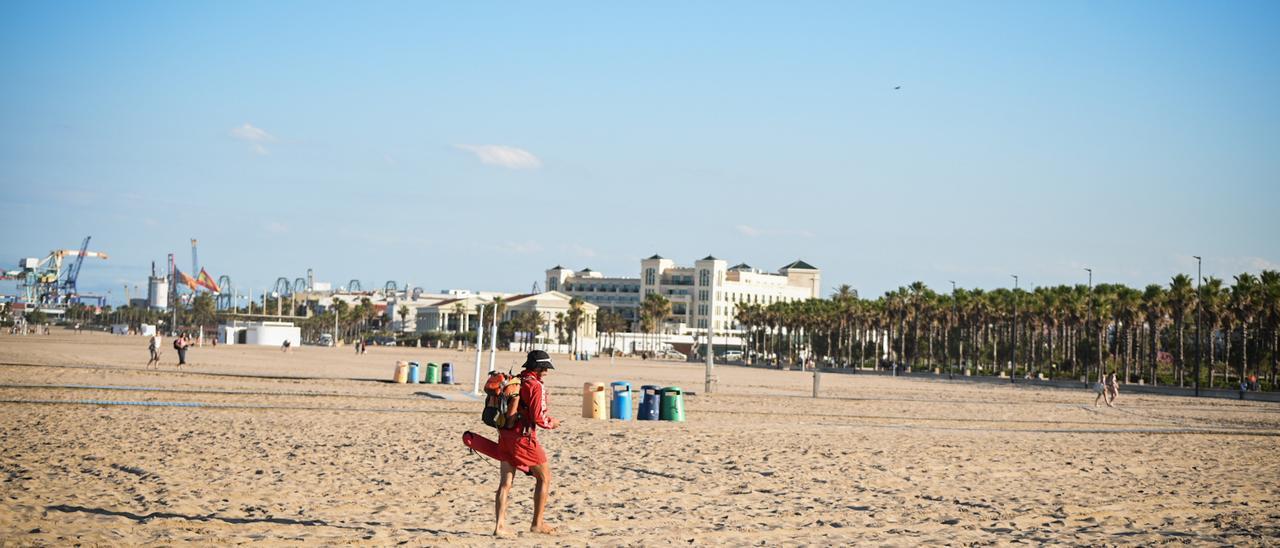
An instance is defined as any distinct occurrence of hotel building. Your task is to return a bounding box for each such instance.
[547,255,820,335]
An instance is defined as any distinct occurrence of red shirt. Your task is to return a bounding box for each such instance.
[518,371,555,433]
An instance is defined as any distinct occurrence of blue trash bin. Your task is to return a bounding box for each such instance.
[442,362,454,384]
[407,362,421,384]
[638,385,660,421]
[610,381,632,420]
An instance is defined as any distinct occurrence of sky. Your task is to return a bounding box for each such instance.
[2,1,1278,305]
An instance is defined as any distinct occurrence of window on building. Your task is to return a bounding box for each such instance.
[645,268,655,285]
[700,269,709,287]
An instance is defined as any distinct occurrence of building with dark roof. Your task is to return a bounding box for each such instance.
[546,255,820,335]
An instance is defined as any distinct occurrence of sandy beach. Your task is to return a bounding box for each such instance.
[1,330,1277,545]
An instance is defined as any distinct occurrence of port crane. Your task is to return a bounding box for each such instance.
[2,236,108,306]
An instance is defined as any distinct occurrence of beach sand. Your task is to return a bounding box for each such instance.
[1,330,1277,545]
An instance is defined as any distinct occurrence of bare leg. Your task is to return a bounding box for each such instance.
[493,461,516,536]
[529,463,555,534]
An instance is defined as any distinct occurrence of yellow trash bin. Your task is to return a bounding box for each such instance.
[582,382,607,419]
[393,361,409,384]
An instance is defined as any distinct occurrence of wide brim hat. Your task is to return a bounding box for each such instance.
[522,350,555,370]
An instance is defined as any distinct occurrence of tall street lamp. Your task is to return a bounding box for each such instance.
[1010,274,1018,384]
[1194,255,1202,397]
[949,280,957,380]
[1085,267,1092,382]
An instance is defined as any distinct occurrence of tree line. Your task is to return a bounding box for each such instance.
[732,271,1280,390]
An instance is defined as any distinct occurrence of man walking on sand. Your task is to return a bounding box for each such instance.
[495,350,561,536]
[147,332,163,368]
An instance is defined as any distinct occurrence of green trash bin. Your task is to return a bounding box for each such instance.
[659,386,684,422]
[425,362,441,384]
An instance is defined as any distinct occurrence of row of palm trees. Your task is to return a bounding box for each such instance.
[732,271,1280,389]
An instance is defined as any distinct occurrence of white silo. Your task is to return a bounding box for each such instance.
[148,276,169,310]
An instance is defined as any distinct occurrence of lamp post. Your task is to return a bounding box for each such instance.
[1194,255,1202,397]
[472,304,485,395]
[1085,267,1092,382]
[949,280,956,380]
[1010,274,1018,384]
[488,300,498,374]
[707,268,717,395]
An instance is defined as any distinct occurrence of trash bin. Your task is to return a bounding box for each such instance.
[426,362,441,384]
[393,361,408,384]
[659,387,684,422]
[441,362,454,384]
[408,361,421,384]
[638,385,661,421]
[610,381,632,420]
[582,382,607,419]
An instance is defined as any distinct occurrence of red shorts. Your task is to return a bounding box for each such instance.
[498,429,547,468]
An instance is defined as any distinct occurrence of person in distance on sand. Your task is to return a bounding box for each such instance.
[494,350,561,537]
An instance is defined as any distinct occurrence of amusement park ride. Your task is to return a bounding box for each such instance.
[1,236,108,308]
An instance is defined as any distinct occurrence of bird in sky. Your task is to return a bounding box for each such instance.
[894,85,901,90]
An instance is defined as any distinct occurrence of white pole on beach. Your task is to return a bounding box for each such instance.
[705,269,716,395]
[472,305,485,395]
[487,301,498,373]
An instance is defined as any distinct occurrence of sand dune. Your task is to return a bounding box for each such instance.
[1,331,1277,545]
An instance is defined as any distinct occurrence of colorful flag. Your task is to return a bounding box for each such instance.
[197,268,221,293]
[175,268,198,291]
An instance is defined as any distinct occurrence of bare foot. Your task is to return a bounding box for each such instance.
[493,526,513,537]
[530,523,556,534]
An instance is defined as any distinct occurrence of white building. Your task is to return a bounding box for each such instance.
[547,255,820,336]
[220,321,301,347]
[411,290,598,346]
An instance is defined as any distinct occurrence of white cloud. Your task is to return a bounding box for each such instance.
[563,243,597,258]
[455,144,542,170]
[501,240,543,254]
[265,221,288,233]
[230,123,276,155]
[736,224,814,238]
[1244,257,1280,272]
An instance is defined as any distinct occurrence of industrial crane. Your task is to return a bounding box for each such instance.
[3,236,108,306]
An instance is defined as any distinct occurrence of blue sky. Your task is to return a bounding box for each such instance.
[2,1,1277,304]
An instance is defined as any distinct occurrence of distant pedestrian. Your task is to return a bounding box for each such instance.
[175,334,190,366]
[281,339,292,353]
[1105,373,1119,406]
[147,333,163,368]
[1093,373,1115,407]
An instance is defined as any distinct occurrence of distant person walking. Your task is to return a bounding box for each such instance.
[281,339,292,353]
[1093,372,1118,407]
[175,334,190,366]
[147,333,163,368]
[494,350,561,537]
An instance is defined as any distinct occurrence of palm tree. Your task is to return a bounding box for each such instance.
[517,310,542,350]
[452,302,466,335]
[566,297,586,355]
[597,309,627,355]
[397,304,410,332]
[640,293,671,355]
[1168,274,1195,386]
[1231,273,1260,384]
[1199,277,1226,387]
[1141,284,1168,385]
[1261,270,1280,385]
